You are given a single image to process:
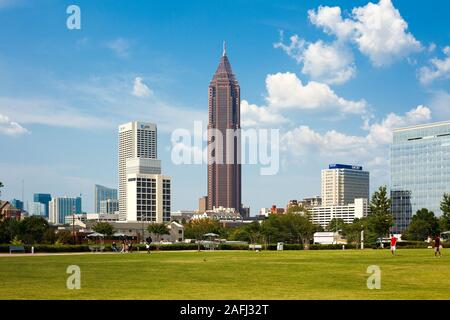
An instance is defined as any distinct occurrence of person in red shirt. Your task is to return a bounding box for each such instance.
[434,234,442,257]
[390,234,398,256]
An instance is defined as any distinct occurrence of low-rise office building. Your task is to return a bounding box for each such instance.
[309,198,369,229]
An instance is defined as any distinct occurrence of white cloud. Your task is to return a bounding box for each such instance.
[105,38,131,57]
[419,46,450,85]
[241,100,288,127]
[281,105,431,162]
[0,113,29,136]
[275,34,355,85]
[132,77,152,97]
[265,72,367,114]
[308,6,355,39]
[301,41,356,85]
[308,0,422,67]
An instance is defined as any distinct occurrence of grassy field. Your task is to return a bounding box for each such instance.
[0,249,449,300]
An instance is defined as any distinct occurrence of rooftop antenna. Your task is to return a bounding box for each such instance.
[222,40,226,57]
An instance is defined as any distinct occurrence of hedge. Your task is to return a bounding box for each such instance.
[0,242,448,253]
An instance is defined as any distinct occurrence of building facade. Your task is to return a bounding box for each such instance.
[94,185,117,213]
[207,43,242,213]
[310,198,369,229]
[49,196,82,225]
[28,201,45,216]
[321,164,370,207]
[33,193,52,218]
[11,199,24,211]
[391,120,450,232]
[118,121,157,220]
[99,199,119,214]
[126,173,171,223]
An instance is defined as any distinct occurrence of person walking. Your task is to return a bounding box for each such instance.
[146,236,153,254]
[128,240,133,253]
[434,234,442,257]
[112,241,118,252]
[390,234,398,256]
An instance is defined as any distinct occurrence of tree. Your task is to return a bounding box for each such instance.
[184,218,221,251]
[327,218,346,232]
[147,223,170,250]
[42,229,56,244]
[0,218,20,243]
[18,216,49,244]
[0,181,3,198]
[92,222,115,236]
[403,208,440,241]
[369,186,393,240]
[263,213,316,248]
[439,193,450,231]
[56,230,73,244]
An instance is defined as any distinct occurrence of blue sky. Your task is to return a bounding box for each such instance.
[0,0,449,213]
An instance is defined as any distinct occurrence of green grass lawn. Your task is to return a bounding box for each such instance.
[0,249,449,300]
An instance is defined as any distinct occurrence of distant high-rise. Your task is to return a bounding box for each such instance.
[28,202,45,216]
[118,122,157,220]
[94,184,117,213]
[321,164,370,206]
[391,121,450,232]
[34,193,52,218]
[48,196,82,225]
[207,42,241,212]
[11,199,24,211]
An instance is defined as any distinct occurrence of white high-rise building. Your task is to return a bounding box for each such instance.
[118,122,157,221]
[126,173,171,223]
[321,164,370,207]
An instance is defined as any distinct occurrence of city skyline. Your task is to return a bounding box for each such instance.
[0,0,449,214]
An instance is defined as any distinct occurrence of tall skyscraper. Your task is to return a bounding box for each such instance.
[321,164,370,207]
[34,193,52,218]
[118,122,157,220]
[48,196,82,225]
[94,184,117,213]
[207,42,241,212]
[391,120,450,232]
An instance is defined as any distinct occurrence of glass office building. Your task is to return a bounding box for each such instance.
[391,121,450,232]
[34,193,52,218]
[94,185,118,213]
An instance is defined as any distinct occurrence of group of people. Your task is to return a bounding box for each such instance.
[390,234,443,257]
[110,237,153,253]
[111,240,134,253]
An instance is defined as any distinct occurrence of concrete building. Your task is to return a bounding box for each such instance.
[321,164,369,207]
[65,213,119,225]
[192,206,241,221]
[33,193,52,218]
[391,120,450,232]
[28,201,45,216]
[94,185,117,213]
[126,173,171,223]
[299,196,322,208]
[84,221,184,243]
[99,199,119,214]
[198,196,208,213]
[309,198,369,229]
[171,210,196,222]
[48,196,82,225]
[118,121,157,221]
